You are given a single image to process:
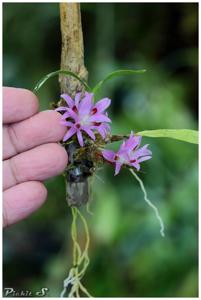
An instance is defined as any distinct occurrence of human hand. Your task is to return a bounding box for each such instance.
[3,87,68,227]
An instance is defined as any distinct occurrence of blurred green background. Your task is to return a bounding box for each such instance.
[3,3,198,297]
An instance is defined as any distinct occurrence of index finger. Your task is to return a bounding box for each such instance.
[3,87,39,124]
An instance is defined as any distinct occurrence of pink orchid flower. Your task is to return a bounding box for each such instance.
[102,132,152,175]
[56,92,111,147]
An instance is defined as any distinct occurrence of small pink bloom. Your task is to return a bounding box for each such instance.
[102,132,152,175]
[56,92,111,147]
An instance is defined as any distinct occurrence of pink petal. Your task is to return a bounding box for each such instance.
[103,123,111,132]
[94,123,111,138]
[77,130,84,147]
[120,152,130,163]
[61,94,74,107]
[118,144,132,160]
[55,106,68,112]
[65,108,78,121]
[119,132,141,153]
[133,144,152,159]
[82,127,96,140]
[119,141,127,152]
[124,134,142,151]
[130,161,140,171]
[63,127,76,142]
[90,114,111,123]
[79,93,93,116]
[75,92,82,107]
[61,112,71,120]
[137,155,152,163]
[114,162,122,175]
[94,98,111,113]
[102,150,116,162]
[60,121,74,126]
[96,125,106,138]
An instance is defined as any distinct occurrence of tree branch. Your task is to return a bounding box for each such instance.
[59,3,88,96]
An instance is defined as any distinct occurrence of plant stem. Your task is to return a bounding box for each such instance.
[59,6,92,296]
[59,3,90,207]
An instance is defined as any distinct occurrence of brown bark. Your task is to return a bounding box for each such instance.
[59,3,89,207]
[59,3,88,96]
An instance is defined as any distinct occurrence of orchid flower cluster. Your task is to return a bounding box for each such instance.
[56,92,111,147]
[56,92,152,174]
[55,90,163,298]
[34,69,197,298]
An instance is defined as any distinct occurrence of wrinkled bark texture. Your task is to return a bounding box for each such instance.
[59,3,89,207]
[59,3,88,97]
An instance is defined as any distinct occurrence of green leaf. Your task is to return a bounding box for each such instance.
[33,69,91,93]
[136,129,198,144]
[92,69,146,95]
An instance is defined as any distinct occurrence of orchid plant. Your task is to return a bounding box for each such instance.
[34,69,198,297]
